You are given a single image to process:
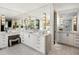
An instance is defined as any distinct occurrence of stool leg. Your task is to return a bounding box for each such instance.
[18,39,20,43]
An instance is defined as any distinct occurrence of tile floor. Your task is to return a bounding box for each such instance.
[49,43,79,55]
[0,44,42,55]
[0,43,79,55]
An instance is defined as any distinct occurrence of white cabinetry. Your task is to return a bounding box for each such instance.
[32,33,45,53]
[20,29,25,44]
[20,29,50,54]
[74,33,79,47]
[57,32,74,46]
[0,32,8,48]
[57,32,66,44]
[67,33,74,46]
[0,29,50,54]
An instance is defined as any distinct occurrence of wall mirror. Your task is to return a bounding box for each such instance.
[72,15,77,31]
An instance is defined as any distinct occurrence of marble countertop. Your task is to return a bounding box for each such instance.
[0,28,51,36]
[56,31,79,34]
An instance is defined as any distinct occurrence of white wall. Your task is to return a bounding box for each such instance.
[50,4,54,45]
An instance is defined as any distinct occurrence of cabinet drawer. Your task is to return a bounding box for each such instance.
[35,45,40,50]
[74,35,79,39]
[74,39,79,42]
[37,39,40,41]
[74,44,79,47]
[36,46,40,49]
[0,44,8,48]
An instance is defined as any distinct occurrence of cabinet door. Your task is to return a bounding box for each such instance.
[0,34,8,48]
[31,34,37,49]
[67,33,74,46]
[57,32,66,43]
[20,32,25,43]
[24,33,30,45]
[56,32,62,43]
[29,33,37,48]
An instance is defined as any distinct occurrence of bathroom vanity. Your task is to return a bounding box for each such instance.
[0,28,51,54]
[20,29,51,54]
[0,14,51,54]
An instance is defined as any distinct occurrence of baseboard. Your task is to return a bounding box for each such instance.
[0,46,8,50]
[57,42,79,49]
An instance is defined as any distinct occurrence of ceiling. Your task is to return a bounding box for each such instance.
[0,3,48,18]
[53,3,79,11]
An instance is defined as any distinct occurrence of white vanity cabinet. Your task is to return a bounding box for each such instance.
[57,32,74,46]
[30,33,46,54]
[0,32,8,48]
[20,29,50,54]
[32,33,45,53]
[56,32,79,47]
